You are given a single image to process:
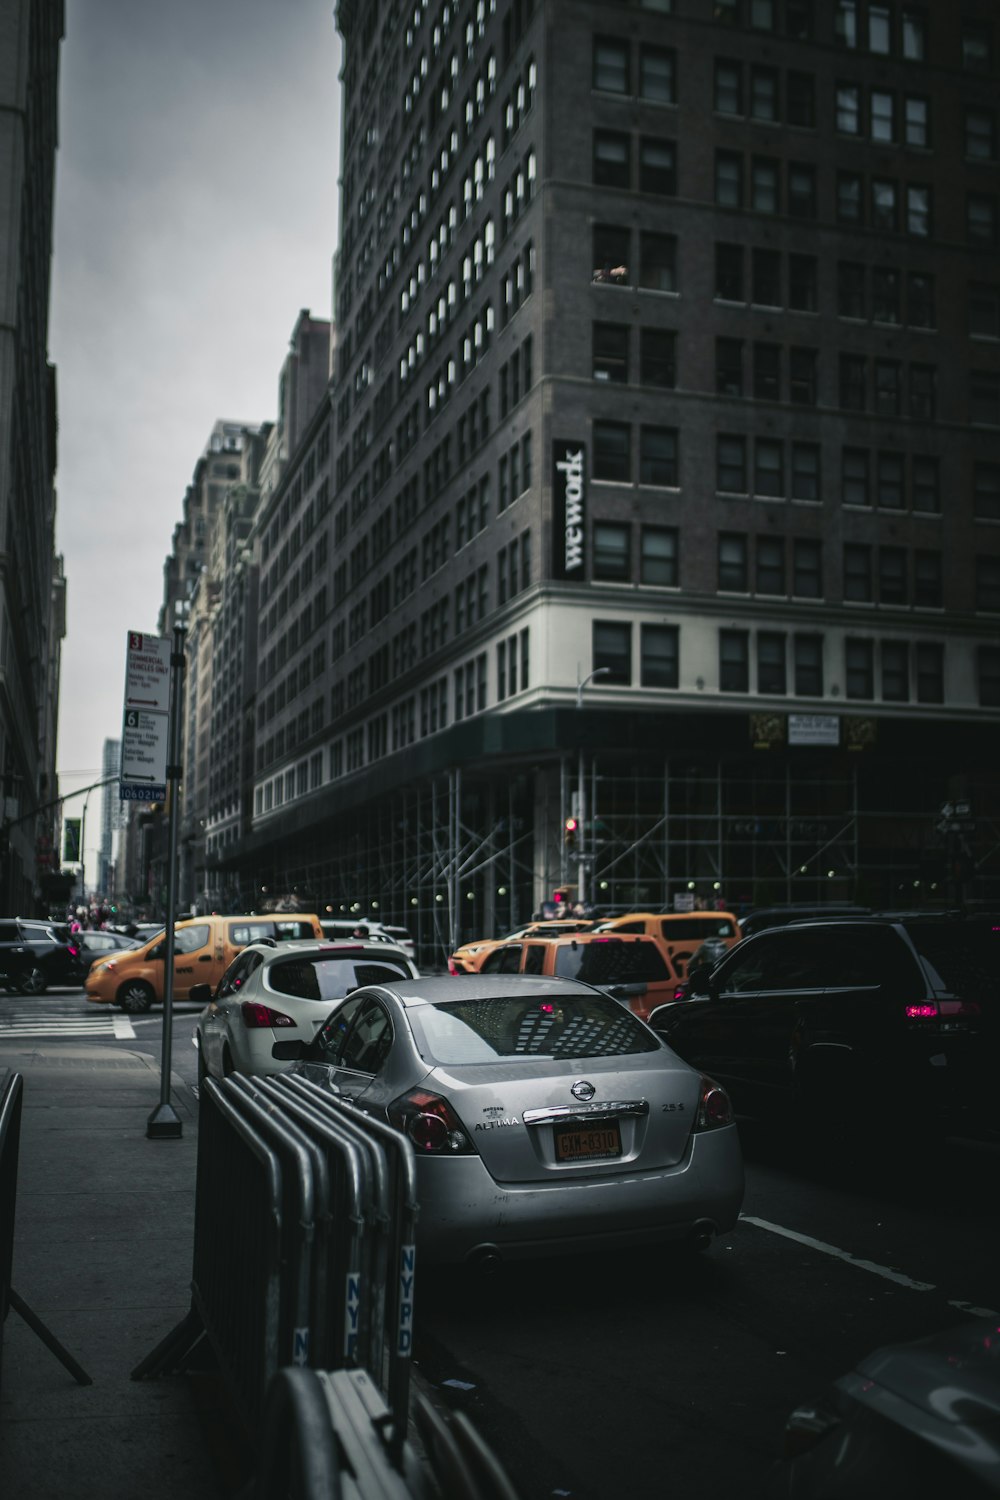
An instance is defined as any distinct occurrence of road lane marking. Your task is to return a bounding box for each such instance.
[741,1214,937,1290]
[112,1015,137,1039]
[741,1214,1000,1316]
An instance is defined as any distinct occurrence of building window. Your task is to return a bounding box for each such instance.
[714,59,743,115]
[750,66,778,121]
[639,137,677,195]
[719,630,750,692]
[967,194,998,248]
[868,4,891,53]
[641,624,679,687]
[791,442,820,503]
[974,462,1000,520]
[839,355,867,411]
[970,284,1000,339]
[640,426,678,486]
[593,322,629,383]
[909,364,936,421]
[640,328,676,388]
[838,260,866,320]
[878,546,907,605]
[715,151,743,207]
[717,434,747,493]
[965,108,997,162]
[872,267,900,324]
[593,421,631,481]
[844,544,872,602]
[593,130,630,187]
[912,455,940,515]
[641,526,678,586]
[914,550,942,608]
[716,243,744,301]
[979,647,1000,707]
[842,447,869,507]
[718,533,748,592]
[971,372,1000,426]
[976,556,1000,612]
[836,82,861,134]
[870,89,895,143]
[793,538,822,597]
[638,232,676,291]
[915,643,943,704]
[752,248,781,307]
[845,638,874,699]
[871,179,897,231]
[716,338,744,396]
[751,156,780,213]
[836,171,864,225]
[876,452,905,510]
[787,71,816,127]
[757,632,786,694]
[753,343,781,401]
[881,642,909,702]
[907,272,935,329]
[790,348,817,406]
[640,45,676,103]
[906,185,931,238]
[593,224,630,285]
[593,620,631,683]
[593,36,630,94]
[754,439,784,497]
[756,536,785,594]
[962,22,992,71]
[794,634,824,695]
[902,8,926,59]
[789,254,818,311]
[904,95,929,148]
[788,162,816,219]
[874,360,901,417]
[593,522,630,580]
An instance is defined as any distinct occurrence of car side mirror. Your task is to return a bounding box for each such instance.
[271,1040,310,1061]
[685,962,715,996]
[188,982,212,1007]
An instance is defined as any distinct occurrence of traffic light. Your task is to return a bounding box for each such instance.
[564,816,578,849]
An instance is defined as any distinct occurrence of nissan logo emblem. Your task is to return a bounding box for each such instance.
[571,1080,596,1101]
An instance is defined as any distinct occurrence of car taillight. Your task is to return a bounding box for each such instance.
[783,1405,841,1459]
[693,1075,734,1132]
[241,1001,296,1029]
[387,1088,475,1154]
[447,960,461,975]
[904,999,981,1020]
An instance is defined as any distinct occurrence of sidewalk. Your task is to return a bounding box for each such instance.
[0,1044,229,1500]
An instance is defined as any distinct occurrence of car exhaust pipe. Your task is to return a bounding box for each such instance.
[466,1244,503,1274]
[690,1219,716,1253]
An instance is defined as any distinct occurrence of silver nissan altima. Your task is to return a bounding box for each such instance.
[287,974,745,1266]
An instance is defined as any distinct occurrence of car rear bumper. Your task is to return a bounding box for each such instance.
[412,1124,745,1264]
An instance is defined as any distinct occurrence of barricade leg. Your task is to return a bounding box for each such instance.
[6,1290,92,1386]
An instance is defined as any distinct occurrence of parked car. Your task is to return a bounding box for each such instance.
[75,929,143,973]
[195,937,420,1081]
[0,918,87,994]
[592,911,741,976]
[737,904,873,937]
[84,912,325,1012]
[647,913,1000,1142]
[476,931,680,1019]
[281,973,743,1265]
[766,1317,1000,1497]
[379,925,416,962]
[448,920,595,975]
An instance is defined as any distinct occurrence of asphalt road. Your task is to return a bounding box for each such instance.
[4,987,998,1500]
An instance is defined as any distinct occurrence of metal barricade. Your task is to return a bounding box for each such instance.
[0,1070,91,1393]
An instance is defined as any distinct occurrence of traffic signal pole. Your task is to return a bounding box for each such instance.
[146,620,186,1140]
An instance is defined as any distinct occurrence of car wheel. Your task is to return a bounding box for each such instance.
[17,967,47,996]
[117,980,154,1013]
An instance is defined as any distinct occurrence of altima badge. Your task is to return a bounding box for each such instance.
[571,1080,596,1101]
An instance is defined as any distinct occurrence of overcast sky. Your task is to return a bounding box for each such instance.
[50,0,341,886]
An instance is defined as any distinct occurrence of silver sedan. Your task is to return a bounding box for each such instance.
[288,974,745,1266]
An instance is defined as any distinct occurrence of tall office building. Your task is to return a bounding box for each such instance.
[216,0,1000,953]
[0,0,65,914]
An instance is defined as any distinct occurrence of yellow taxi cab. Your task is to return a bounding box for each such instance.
[447,919,594,974]
[84,912,324,1013]
[473,930,679,1020]
[591,911,741,977]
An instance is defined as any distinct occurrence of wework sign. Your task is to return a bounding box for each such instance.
[552,439,586,580]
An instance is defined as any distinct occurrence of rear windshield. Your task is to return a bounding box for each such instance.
[230,919,317,944]
[906,920,1000,997]
[553,939,669,984]
[408,992,661,1065]
[268,956,410,1001]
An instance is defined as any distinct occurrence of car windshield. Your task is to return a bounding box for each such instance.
[408,992,661,1065]
[553,939,670,983]
[906,920,1000,997]
[268,955,410,1001]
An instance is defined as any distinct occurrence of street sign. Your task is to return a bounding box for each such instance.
[120,631,171,801]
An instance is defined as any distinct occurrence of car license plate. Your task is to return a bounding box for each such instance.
[554,1120,622,1162]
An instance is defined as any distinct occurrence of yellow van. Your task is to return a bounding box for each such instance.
[84,913,323,1013]
[591,911,741,977]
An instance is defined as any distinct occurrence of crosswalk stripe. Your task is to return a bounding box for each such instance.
[0,1014,136,1040]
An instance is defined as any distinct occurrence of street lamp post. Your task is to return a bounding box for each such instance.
[575,667,611,906]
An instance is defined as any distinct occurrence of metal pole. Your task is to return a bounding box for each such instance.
[147,619,186,1140]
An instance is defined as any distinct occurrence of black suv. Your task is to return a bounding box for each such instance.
[0,918,87,994]
[648,914,999,1142]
